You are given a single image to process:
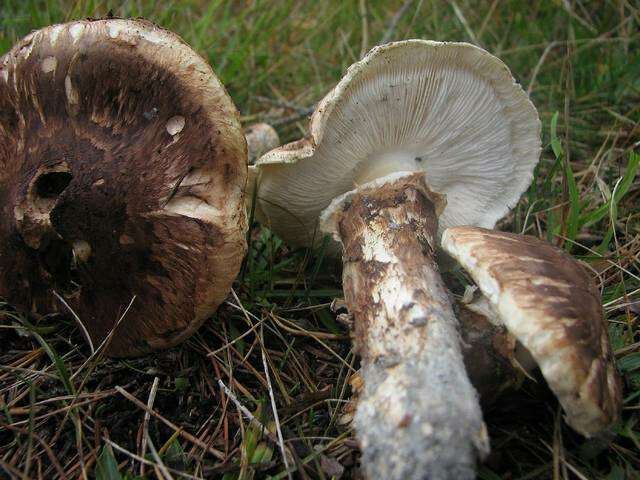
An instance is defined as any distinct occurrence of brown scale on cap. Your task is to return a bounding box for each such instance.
[442,226,622,436]
[0,19,247,357]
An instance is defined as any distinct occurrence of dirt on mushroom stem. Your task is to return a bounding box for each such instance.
[323,172,489,480]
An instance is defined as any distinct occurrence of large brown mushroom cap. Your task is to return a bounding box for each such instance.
[0,19,247,357]
[442,226,622,436]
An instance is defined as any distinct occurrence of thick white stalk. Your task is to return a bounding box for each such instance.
[322,172,489,480]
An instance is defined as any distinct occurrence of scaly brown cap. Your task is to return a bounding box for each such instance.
[0,19,247,356]
[442,226,622,436]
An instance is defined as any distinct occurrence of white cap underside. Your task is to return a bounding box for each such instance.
[256,40,541,248]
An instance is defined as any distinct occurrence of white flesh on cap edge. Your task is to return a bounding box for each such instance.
[321,172,489,480]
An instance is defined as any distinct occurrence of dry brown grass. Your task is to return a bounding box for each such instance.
[0,1,639,479]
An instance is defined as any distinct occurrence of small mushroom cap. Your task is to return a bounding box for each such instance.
[0,19,247,356]
[441,226,622,436]
[244,122,279,164]
[255,40,540,248]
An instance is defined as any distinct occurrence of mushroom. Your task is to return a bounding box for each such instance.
[245,122,279,164]
[0,19,247,357]
[442,226,622,436]
[245,123,279,211]
[254,41,541,479]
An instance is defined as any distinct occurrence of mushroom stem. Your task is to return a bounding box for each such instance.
[322,173,489,480]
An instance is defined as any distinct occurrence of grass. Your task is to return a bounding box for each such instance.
[0,0,639,478]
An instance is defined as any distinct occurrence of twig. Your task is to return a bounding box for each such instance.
[208,301,268,356]
[477,0,500,40]
[381,0,415,44]
[561,0,597,33]
[0,459,30,480]
[253,96,311,115]
[53,290,95,354]
[102,438,203,480]
[217,379,267,433]
[140,377,160,477]
[44,296,139,474]
[260,331,292,480]
[7,394,118,426]
[0,422,67,479]
[70,295,137,381]
[269,108,315,127]
[359,0,369,58]
[216,378,286,449]
[147,433,173,480]
[554,234,640,283]
[449,0,480,45]
[527,41,558,95]
[271,315,355,372]
[0,364,59,380]
[541,438,590,480]
[115,386,225,460]
[605,287,640,308]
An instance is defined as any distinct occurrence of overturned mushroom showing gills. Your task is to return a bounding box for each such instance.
[255,40,541,479]
[442,226,622,436]
[0,19,247,357]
